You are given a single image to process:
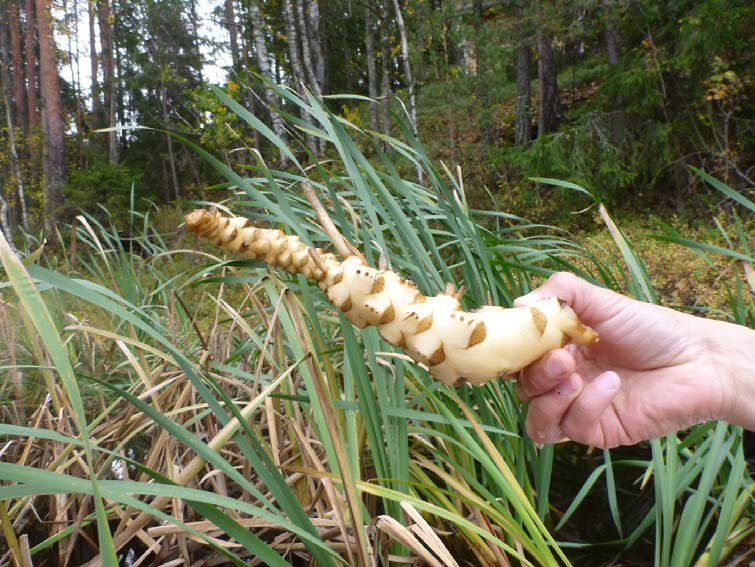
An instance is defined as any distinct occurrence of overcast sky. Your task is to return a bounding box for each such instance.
[56,0,232,106]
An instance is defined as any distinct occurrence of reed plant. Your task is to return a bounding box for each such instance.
[0,85,751,566]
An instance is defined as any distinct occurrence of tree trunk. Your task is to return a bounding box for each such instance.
[36,0,66,233]
[188,0,203,82]
[8,2,26,128]
[391,0,416,138]
[224,0,239,69]
[282,0,316,154]
[379,1,391,139]
[295,0,320,96]
[88,0,101,121]
[536,29,561,137]
[113,0,126,149]
[0,17,27,238]
[98,0,118,163]
[282,0,304,89]
[248,0,287,163]
[365,3,378,131]
[24,0,38,127]
[602,0,620,66]
[0,185,12,251]
[160,83,180,200]
[307,0,324,92]
[515,43,532,146]
[67,0,84,152]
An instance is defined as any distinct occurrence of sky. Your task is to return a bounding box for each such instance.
[55,0,232,107]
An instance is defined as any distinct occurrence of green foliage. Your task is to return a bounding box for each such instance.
[2,85,753,566]
[509,112,674,205]
[62,163,146,227]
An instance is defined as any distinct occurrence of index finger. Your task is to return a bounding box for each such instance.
[519,347,576,398]
[514,272,627,324]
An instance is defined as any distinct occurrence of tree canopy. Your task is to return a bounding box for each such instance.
[0,0,752,235]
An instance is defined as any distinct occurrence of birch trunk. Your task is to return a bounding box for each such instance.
[36,0,66,233]
[306,0,324,92]
[390,0,416,137]
[365,3,378,131]
[282,0,316,154]
[248,0,287,163]
[295,0,320,96]
[379,1,391,139]
[282,0,305,89]
[224,0,239,69]
[66,0,84,149]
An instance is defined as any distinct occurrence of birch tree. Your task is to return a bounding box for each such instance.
[248,0,287,162]
[282,0,317,154]
[365,2,378,131]
[224,0,239,69]
[391,0,416,137]
[378,1,391,139]
[295,0,320,96]
[306,0,324,92]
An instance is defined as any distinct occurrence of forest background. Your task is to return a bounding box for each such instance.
[0,0,752,241]
[0,0,753,565]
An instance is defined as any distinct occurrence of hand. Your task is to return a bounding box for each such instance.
[514,272,755,448]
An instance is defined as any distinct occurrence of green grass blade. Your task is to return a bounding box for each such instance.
[0,230,118,566]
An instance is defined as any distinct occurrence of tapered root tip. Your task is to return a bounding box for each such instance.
[185,209,214,234]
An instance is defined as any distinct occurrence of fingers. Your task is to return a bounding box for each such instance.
[524,370,623,448]
[514,272,626,322]
[525,373,583,444]
[560,371,622,447]
[516,348,576,402]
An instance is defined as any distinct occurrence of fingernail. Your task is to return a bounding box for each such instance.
[545,355,564,377]
[535,429,561,444]
[556,376,576,396]
[515,291,543,306]
[595,371,620,391]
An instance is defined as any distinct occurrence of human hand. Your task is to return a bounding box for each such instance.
[514,272,755,448]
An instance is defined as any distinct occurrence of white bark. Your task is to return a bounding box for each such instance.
[0,188,13,253]
[295,0,320,96]
[306,0,324,91]
[365,3,378,131]
[391,0,416,137]
[283,0,316,154]
[248,0,287,161]
[378,1,391,139]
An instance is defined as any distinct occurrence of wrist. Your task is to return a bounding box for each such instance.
[708,320,755,429]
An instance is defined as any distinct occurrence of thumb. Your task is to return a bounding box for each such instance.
[515,272,626,322]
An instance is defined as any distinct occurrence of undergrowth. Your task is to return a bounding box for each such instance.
[0,86,752,567]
